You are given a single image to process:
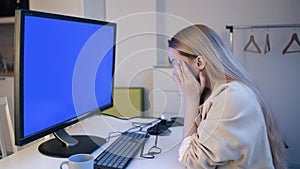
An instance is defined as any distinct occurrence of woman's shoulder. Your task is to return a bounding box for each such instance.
[211,81,260,111]
[213,81,256,100]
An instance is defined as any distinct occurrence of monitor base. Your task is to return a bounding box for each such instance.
[38,135,106,158]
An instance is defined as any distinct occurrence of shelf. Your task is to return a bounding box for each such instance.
[0,72,14,77]
[0,17,15,24]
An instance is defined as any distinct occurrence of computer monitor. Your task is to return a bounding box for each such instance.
[14,10,116,158]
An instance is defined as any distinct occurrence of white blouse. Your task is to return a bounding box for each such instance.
[178,81,274,169]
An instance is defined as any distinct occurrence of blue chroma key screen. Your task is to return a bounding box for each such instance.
[23,15,115,137]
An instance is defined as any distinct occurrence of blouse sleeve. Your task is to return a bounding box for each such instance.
[178,136,192,162]
[178,83,265,168]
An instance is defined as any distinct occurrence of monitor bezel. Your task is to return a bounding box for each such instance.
[14,9,116,146]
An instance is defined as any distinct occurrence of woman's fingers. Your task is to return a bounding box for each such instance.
[198,71,205,87]
[179,60,192,80]
[198,71,206,92]
[172,59,182,84]
[172,71,181,84]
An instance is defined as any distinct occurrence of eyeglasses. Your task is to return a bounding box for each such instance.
[177,50,198,58]
[140,132,162,159]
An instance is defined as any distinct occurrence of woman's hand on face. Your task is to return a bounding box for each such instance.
[172,60,206,101]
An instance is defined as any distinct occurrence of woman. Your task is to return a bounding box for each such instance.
[168,24,286,169]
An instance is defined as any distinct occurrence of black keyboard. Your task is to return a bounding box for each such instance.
[94,132,148,169]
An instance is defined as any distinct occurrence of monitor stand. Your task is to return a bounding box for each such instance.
[38,129,106,158]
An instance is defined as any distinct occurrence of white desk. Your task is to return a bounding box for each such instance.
[0,115,185,169]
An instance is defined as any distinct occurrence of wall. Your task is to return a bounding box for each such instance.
[30,0,105,20]
[83,0,105,20]
[105,1,157,115]
[30,0,84,17]
[163,0,300,166]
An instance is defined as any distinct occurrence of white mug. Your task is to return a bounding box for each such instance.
[60,154,94,169]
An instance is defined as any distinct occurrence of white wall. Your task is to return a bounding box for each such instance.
[30,0,105,20]
[30,0,84,17]
[105,1,157,115]
[83,0,105,20]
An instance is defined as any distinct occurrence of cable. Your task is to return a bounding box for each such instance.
[103,117,156,142]
[101,113,165,144]
[100,112,160,121]
[100,113,160,130]
[100,113,132,120]
[104,131,122,142]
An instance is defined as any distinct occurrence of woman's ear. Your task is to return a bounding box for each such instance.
[196,56,206,70]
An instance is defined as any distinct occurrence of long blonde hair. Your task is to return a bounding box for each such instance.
[169,24,286,169]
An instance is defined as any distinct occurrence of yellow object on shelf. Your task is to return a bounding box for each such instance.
[102,87,144,117]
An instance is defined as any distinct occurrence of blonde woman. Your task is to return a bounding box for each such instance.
[168,24,286,169]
